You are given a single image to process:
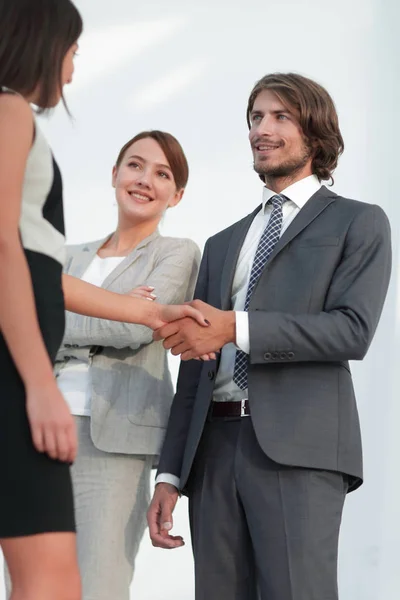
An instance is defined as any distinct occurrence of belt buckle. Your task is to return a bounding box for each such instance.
[240,398,247,417]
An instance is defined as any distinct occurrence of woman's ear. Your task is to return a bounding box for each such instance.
[111,165,118,188]
[168,188,184,208]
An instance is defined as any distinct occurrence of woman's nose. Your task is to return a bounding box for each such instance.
[136,172,151,188]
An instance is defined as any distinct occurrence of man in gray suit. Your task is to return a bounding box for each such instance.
[148,73,392,599]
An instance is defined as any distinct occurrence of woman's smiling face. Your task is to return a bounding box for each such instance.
[112,137,184,225]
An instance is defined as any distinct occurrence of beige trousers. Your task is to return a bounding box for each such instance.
[71,416,152,600]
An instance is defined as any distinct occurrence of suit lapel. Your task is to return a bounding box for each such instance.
[220,207,261,309]
[265,186,337,267]
[219,186,337,309]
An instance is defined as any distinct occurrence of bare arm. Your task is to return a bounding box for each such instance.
[0,95,76,462]
[63,273,156,326]
[62,242,201,349]
[62,268,208,332]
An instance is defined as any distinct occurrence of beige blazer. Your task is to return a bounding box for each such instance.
[55,231,201,459]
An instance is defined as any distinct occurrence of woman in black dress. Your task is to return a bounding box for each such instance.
[0,2,208,599]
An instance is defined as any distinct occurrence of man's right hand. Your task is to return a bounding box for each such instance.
[147,483,184,549]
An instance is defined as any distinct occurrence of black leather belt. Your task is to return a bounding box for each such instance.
[210,399,250,418]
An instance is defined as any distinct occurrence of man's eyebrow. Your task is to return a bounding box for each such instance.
[271,108,291,115]
[250,108,292,117]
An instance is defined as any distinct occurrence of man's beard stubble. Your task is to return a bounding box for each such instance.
[254,140,313,181]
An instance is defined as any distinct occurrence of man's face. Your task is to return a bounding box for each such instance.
[248,89,313,182]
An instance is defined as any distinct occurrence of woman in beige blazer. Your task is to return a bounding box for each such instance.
[55,131,201,600]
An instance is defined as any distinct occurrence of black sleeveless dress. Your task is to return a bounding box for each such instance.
[0,88,75,537]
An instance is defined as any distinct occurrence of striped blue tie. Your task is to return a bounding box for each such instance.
[233,194,286,391]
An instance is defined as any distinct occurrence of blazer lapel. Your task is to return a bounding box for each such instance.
[220,207,261,309]
[102,230,160,289]
[68,236,110,279]
[266,186,337,267]
[68,230,160,288]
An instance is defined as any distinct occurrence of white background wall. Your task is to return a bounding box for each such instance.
[2,0,399,598]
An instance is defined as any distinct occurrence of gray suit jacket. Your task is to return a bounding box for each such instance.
[157,187,392,492]
[55,231,200,458]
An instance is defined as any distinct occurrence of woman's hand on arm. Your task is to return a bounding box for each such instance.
[0,95,77,462]
[63,273,209,329]
[62,243,209,347]
[127,285,156,301]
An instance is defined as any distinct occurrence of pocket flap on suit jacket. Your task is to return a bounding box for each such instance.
[298,236,340,247]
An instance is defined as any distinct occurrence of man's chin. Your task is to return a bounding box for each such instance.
[254,162,278,178]
[254,162,295,180]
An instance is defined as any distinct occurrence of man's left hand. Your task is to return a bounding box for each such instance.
[154,300,236,360]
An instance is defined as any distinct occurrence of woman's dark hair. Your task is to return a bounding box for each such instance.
[116,131,189,190]
[246,73,344,184]
[0,0,83,111]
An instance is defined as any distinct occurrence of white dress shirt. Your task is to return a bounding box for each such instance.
[157,175,322,488]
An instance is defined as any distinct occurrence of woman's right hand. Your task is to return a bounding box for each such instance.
[26,382,77,463]
[127,292,215,360]
[151,303,209,331]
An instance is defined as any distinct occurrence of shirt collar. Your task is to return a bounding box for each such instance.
[262,174,321,211]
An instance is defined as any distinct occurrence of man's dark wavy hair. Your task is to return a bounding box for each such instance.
[246,72,344,184]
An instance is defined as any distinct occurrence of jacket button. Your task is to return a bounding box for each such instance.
[72,344,79,349]
[64,343,71,348]
[263,352,271,361]
[287,352,294,359]
[280,352,287,359]
[271,352,279,360]
[208,370,215,380]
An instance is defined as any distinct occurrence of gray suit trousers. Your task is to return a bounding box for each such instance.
[188,417,347,600]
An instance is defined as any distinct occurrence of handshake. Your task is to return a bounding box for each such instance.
[128,286,236,361]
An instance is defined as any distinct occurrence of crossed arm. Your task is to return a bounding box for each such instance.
[61,244,201,350]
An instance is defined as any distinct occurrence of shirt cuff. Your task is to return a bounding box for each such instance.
[155,473,180,489]
[235,311,250,354]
